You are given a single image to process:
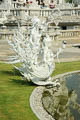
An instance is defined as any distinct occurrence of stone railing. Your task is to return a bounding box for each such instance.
[61,29,80,38]
[0,31,13,41]
[0,29,80,45]
[0,8,52,17]
[0,7,80,17]
[55,29,80,44]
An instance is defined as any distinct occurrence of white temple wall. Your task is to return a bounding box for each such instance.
[1,0,11,5]
[73,0,80,5]
[59,0,65,4]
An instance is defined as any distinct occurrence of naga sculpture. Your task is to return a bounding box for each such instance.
[8,9,65,85]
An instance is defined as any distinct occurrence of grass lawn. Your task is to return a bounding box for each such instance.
[0,61,80,120]
[52,61,80,76]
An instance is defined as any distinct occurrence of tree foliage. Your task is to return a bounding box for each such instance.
[65,0,72,3]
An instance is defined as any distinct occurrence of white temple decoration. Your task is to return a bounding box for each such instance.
[8,8,66,85]
[0,2,11,25]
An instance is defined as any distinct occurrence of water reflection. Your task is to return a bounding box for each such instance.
[42,73,80,120]
[65,73,80,120]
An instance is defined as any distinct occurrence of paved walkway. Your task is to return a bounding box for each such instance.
[0,38,80,62]
[0,47,80,62]
[53,47,80,62]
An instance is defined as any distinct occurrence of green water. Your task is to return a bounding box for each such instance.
[42,73,80,120]
[65,73,80,120]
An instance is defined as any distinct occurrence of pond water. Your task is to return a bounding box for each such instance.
[42,72,80,120]
[65,72,80,120]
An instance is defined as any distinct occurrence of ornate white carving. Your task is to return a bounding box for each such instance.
[8,9,65,85]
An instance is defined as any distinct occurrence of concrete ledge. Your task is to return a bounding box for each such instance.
[30,70,80,120]
[52,70,80,80]
[30,86,54,120]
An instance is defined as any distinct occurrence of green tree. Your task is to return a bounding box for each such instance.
[65,0,72,3]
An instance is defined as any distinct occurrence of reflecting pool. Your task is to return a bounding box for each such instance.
[42,72,80,120]
[65,73,80,120]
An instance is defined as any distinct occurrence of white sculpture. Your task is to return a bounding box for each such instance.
[0,11,7,24]
[8,9,65,85]
[0,3,11,25]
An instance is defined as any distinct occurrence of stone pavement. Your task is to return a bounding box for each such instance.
[0,44,80,62]
[0,37,80,62]
[53,47,80,62]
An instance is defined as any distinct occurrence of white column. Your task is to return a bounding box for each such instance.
[59,0,65,4]
[4,0,11,5]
